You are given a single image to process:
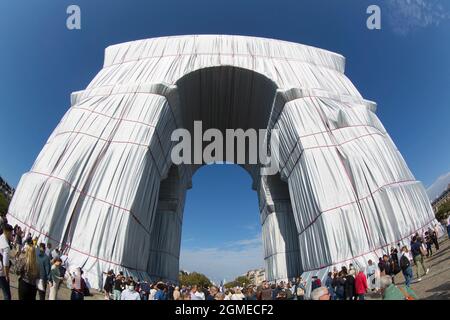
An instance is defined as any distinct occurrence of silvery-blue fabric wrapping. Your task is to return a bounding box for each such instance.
[7,35,439,291]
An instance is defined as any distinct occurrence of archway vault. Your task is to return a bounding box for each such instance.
[8,35,437,291]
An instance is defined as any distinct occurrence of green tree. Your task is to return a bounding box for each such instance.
[224,275,249,289]
[178,271,212,288]
[436,201,450,221]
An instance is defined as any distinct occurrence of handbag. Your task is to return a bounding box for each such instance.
[36,279,45,291]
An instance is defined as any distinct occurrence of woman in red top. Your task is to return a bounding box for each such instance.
[354,270,368,300]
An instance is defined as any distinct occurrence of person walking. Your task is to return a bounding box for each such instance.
[16,244,40,300]
[424,232,433,257]
[399,246,414,287]
[410,236,428,282]
[0,224,13,300]
[36,243,51,300]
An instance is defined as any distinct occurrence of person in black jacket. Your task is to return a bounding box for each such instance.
[334,271,346,300]
[344,270,356,300]
[103,270,114,300]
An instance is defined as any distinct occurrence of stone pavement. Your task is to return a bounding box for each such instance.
[366,236,450,300]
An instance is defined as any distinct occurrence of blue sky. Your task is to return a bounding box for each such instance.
[0,0,449,282]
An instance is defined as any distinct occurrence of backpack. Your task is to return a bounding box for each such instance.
[399,255,410,271]
[410,243,420,256]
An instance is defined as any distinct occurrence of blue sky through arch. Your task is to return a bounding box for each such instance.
[179,164,263,284]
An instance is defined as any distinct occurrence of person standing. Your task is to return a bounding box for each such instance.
[410,236,428,281]
[173,286,181,300]
[430,228,439,251]
[103,270,114,300]
[257,281,273,300]
[354,269,368,300]
[149,283,157,300]
[294,277,306,301]
[344,269,356,300]
[311,276,321,291]
[36,243,51,300]
[366,260,377,292]
[0,224,13,300]
[71,267,87,300]
[16,245,40,300]
[138,280,150,301]
[447,215,450,239]
[206,285,218,300]
[334,271,346,300]
[325,272,335,300]
[48,258,64,300]
[154,282,168,300]
[121,280,141,300]
[113,272,124,300]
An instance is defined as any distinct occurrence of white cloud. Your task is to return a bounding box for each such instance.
[386,0,450,35]
[180,233,264,284]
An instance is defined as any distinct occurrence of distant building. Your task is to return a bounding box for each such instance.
[0,176,14,201]
[431,184,450,213]
[244,268,266,286]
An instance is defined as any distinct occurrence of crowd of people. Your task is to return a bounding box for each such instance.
[100,273,306,301]
[310,226,442,300]
[0,213,446,300]
[0,220,89,301]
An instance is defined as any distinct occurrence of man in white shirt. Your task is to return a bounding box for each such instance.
[0,224,13,300]
[121,281,141,300]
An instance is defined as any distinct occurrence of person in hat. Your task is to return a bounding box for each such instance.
[311,275,321,291]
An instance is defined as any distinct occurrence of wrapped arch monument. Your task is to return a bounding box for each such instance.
[8,35,438,289]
